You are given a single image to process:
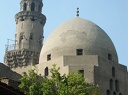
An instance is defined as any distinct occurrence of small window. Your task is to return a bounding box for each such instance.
[112,67,115,77]
[78,70,84,77]
[21,17,24,21]
[47,54,51,61]
[38,5,41,12]
[45,67,49,76]
[110,79,113,90]
[20,32,24,40]
[115,80,119,92]
[31,2,35,11]
[107,90,111,95]
[30,33,34,40]
[108,54,112,60]
[76,49,83,55]
[23,3,27,11]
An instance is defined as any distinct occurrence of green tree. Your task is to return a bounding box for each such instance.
[19,68,43,95]
[19,65,101,95]
[42,65,101,95]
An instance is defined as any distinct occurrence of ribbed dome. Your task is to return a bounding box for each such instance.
[39,17,118,63]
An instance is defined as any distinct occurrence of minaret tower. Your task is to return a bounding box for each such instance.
[5,0,46,68]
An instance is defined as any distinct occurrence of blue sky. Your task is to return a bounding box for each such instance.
[0,0,128,67]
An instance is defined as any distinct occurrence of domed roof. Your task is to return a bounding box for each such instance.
[39,17,118,63]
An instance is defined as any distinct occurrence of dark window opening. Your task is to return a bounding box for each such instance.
[30,35,33,39]
[110,79,113,90]
[38,5,41,12]
[76,49,83,55]
[119,93,122,95]
[47,54,51,61]
[107,90,111,95]
[115,80,119,92]
[78,70,84,77]
[112,67,115,77]
[113,92,116,95]
[21,17,24,21]
[20,32,24,40]
[30,33,34,40]
[23,3,27,11]
[21,19,24,21]
[108,54,112,60]
[31,2,35,11]
[45,67,49,76]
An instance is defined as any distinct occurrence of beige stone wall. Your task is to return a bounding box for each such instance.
[38,55,128,95]
[12,64,36,75]
[15,18,44,52]
[94,57,128,95]
[39,55,99,83]
[38,56,69,76]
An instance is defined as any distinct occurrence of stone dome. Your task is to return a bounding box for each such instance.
[39,17,118,63]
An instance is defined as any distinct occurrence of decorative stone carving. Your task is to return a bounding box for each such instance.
[5,49,40,68]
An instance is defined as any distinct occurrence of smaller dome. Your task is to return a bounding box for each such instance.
[39,17,118,64]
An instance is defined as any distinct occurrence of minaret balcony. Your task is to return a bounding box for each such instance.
[15,11,46,21]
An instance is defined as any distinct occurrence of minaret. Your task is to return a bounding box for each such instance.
[4,0,46,68]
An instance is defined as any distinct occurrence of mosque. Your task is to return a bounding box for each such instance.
[0,0,128,95]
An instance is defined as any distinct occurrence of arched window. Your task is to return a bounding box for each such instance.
[45,67,49,76]
[115,80,119,92]
[112,67,115,77]
[31,2,35,11]
[113,92,116,95]
[23,3,27,11]
[110,79,113,90]
[38,5,41,12]
[107,90,111,95]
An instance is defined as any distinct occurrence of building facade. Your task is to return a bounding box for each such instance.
[1,0,128,95]
[38,17,128,95]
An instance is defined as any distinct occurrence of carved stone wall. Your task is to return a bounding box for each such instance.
[5,49,39,68]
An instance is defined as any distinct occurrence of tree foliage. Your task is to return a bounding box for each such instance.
[19,65,101,95]
[19,68,43,95]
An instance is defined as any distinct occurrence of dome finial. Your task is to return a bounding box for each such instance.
[76,7,79,17]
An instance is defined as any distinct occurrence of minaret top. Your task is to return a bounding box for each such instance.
[20,0,43,13]
[76,7,79,17]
